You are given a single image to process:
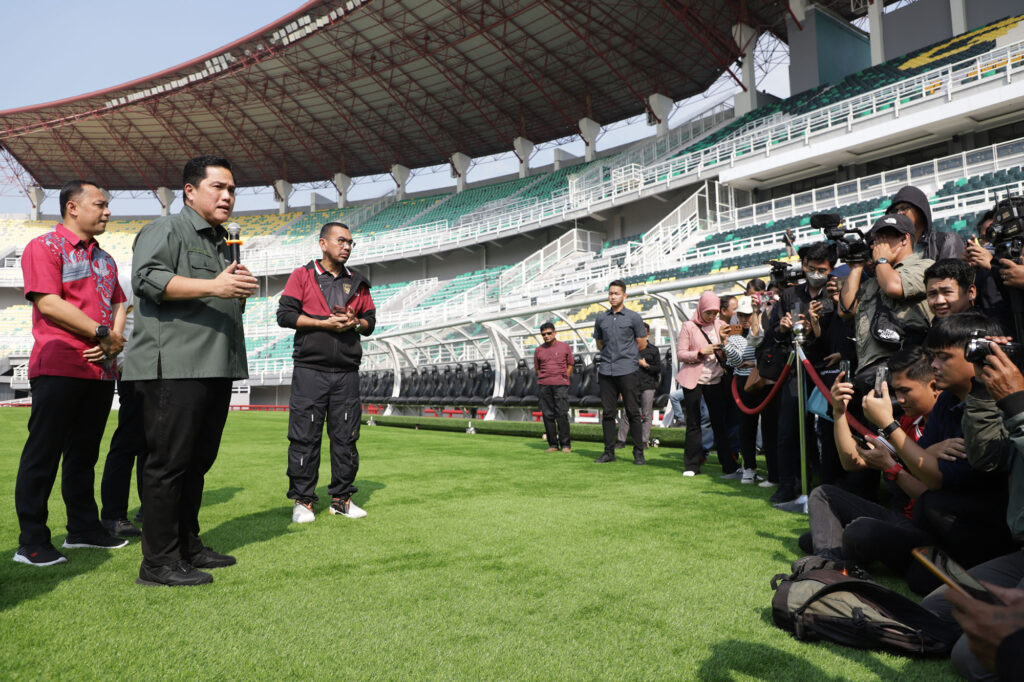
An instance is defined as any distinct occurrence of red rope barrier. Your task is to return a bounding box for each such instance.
[730,361,793,415]
[799,356,874,437]
[728,350,876,438]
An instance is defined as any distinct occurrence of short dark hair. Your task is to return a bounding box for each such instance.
[539,322,555,333]
[609,279,626,293]
[719,295,736,312]
[978,210,995,228]
[319,221,350,240]
[887,346,934,384]
[182,155,232,192]
[746,278,766,292]
[924,258,975,292]
[799,241,836,267]
[59,180,100,219]
[927,310,1003,351]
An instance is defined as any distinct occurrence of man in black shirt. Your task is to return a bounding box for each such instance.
[616,323,661,450]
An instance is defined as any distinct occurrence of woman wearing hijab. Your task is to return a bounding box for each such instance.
[676,290,739,477]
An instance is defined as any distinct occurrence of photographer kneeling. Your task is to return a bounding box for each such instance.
[921,340,1024,680]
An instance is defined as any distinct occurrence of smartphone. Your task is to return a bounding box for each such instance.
[912,547,1004,605]
[838,360,851,379]
[873,366,888,398]
[851,432,870,449]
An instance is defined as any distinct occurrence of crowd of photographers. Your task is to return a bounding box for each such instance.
[669,184,1024,679]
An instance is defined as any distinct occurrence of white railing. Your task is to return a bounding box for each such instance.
[0,267,22,286]
[346,194,398,230]
[624,182,710,276]
[379,278,440,313]
[720,137,1024,229]
[610,102,735,168]
[497,228,602,293]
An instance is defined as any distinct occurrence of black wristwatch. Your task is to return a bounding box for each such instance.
[880,420,901,438]
[95,325,110,340]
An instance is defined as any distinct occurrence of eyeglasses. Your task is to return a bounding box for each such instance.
[333,238,356,247]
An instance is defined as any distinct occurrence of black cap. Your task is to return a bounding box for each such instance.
[868,213,915,240]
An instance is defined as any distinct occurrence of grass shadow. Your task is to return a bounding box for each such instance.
[201,508,293,555]
[352,479,385,507]
[695,637,904,681]
[755,529,806,559]
[202,486,244,507]
[0,539,117,612]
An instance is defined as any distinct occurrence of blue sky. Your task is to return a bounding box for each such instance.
[0,1,292,110]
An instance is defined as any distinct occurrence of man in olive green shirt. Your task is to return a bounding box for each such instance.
[125,155,258,587]
[839,213,935,373]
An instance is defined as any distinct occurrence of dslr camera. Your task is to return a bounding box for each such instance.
[989,196,1024,265]
[964,330,1024,363]
[813,213,871,264]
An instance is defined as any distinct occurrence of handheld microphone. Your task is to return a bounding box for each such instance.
[226,222,242,264]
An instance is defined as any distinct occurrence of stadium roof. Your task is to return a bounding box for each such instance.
[0,0,865,192]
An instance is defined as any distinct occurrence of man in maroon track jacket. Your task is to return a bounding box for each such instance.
[277,222,376,523]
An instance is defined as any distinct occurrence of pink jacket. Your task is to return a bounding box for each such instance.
[676,291,726,390]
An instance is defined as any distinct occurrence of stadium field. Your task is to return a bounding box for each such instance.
[0,410,957,680]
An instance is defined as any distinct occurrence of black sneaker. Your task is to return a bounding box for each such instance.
[133,509,143,524]
[634,455,647,465]
[63,533,130,549]
[102,518,142,538]
[768,484,799,505]
[594,453,616,463]
[13,544,67,567]
[137,560,213,586]
[188,547,236,569]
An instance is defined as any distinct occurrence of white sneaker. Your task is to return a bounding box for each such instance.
[330,498,368,518]
[682,470,697,477]
[741,468,761,484]
[292,501,315,523]
[758,479,778,488]
[720,469,744,480]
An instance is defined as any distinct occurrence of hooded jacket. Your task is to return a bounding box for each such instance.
[676,291,726,390]
[888,185,964,261]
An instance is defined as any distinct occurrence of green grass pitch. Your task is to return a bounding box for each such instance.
[0,410,958,680]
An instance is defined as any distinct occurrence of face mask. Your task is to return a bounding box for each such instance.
[805,272,828,289]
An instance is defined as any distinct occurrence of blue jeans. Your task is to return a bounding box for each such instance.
[668,388,685,424]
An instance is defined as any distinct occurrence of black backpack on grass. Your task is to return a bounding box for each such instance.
[770,558,960,657]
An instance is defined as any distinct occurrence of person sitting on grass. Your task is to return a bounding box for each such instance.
[863,312,1015,583]
[802,347,938,578]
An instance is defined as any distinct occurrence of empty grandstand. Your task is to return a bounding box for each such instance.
[2,0,1024,417]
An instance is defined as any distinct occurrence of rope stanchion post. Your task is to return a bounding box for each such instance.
[791,313,810,513]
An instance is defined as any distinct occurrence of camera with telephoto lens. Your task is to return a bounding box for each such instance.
[989,196,1024,266]
[765,260,803,289]
[964,330,1024,363]
[813,213,871,264]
